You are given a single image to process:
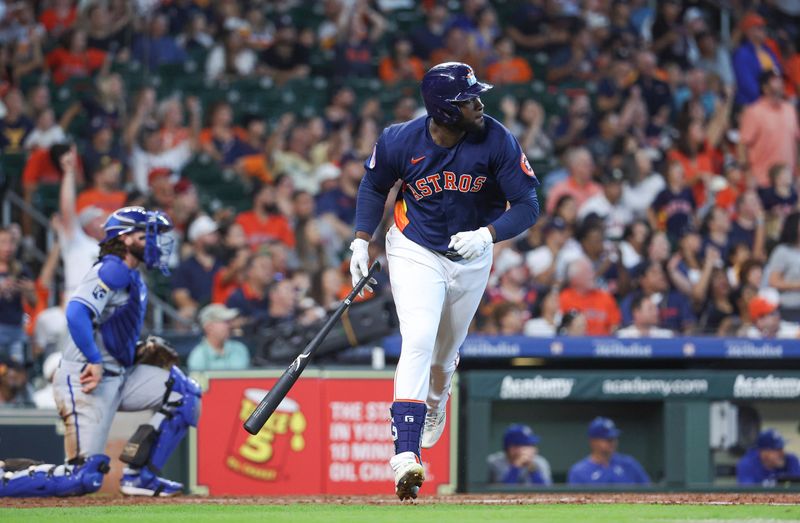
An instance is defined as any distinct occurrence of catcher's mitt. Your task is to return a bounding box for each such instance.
[134,335,179,369]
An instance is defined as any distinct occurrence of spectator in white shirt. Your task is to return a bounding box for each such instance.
[23,107,66,151]
[578,166,634,241]
[526,217,568,288]
[617,294,675,338]
[622,148,665,219]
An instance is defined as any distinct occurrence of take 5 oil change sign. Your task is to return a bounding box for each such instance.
[190,370,455,495]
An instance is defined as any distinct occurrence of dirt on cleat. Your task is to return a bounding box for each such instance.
[395,468,424,501]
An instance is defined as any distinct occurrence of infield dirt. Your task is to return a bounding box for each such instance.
[2,492,799,508]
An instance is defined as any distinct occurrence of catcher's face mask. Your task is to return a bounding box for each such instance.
[144,211,174,275]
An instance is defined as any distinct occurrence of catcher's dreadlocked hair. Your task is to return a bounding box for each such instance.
[97,236,128,261]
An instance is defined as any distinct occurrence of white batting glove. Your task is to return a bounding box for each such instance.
[349,238,376,297]
[448,227,493,260]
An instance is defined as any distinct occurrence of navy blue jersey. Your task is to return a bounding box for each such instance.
[354,115,540,251]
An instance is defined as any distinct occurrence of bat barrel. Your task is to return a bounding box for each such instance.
[243,368,299,434]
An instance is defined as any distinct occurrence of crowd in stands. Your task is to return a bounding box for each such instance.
[2,0,800,404]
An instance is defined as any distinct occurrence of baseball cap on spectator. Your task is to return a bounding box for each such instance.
[749,296,779,320]
[89,117,111,135]
[198,304,239,327]
[187,215,218,243]
[684,7,704,24]
[493,249,523,280]
[275,14,294,30]
[503,424,540,449]
[601,166,625,184]
[78,206,106,228]
[741,12,766,32]
[757,429,786,450]
[340,151,361,166]
[588,416,621,439]
[174,177,195,196]
[544,216,567,235]
[148,167,174,185]
[585,12,609,30]
[315,163,341,183]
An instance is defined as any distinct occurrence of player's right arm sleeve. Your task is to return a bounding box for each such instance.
[354,133,399,236]
[489,130,541,241]
[65,301,103,364]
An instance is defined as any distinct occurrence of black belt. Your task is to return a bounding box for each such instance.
[443,250,464,262]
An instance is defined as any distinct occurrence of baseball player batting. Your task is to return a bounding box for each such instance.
[0,204,201,497]
[350,62,540,500]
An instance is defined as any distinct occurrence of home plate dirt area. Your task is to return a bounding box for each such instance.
[3,492,799,508]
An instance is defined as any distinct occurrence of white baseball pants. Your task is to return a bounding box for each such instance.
[386,225,492,412]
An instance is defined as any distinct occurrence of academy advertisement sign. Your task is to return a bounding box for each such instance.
[468,371,800,401]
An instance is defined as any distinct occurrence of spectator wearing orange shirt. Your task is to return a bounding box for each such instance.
[158,97,191,150]
[75,156,126,215]
[45,29,107,85]
[379,36,425,85]
[211,222,250,305]
[667,91,731,206]
[486,36,533,86]
[559,257,621,336]
[236,183,296,249]
[39,0,77,39]
[546,147,602,214]
[739,70,800,188]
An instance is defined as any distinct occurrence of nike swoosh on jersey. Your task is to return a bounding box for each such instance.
[410,156,426,165]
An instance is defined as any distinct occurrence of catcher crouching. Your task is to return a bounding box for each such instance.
[0,207,201,498]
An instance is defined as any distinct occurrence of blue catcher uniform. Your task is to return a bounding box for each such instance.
[350,62,540,499]
[1,207,201,498]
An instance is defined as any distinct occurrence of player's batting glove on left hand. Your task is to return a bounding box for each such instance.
[448,227,493,260]
[349,238,376,297]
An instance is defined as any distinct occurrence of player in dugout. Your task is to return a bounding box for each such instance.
[568,416,651,485]
[487,424,552,486]
[737,429,800,486]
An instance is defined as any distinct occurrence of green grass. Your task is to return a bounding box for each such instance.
[2,504,800,523]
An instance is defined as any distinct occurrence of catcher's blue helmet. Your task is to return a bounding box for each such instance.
[420,62,493,125]
[101,206,174,274]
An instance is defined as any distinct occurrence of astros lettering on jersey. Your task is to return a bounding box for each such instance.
[357,114,540,252]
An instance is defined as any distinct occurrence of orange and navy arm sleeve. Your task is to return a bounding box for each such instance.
[355,131,399,236]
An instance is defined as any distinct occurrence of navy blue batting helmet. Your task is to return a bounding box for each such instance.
[420,62,493,124]
[101,206,174,274]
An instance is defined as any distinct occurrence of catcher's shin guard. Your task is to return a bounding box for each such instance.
[120,366,201,472]
[0,454,110,497]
